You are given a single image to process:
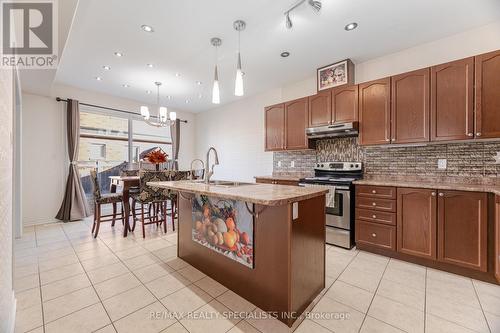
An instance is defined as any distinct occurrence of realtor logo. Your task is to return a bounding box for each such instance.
[1,0,58,68]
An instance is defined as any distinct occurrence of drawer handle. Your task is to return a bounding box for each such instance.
[372,202,377,206]
[439,193,444,197]
[372,215,377,219]
[371,233,377,238]
[371,190,377,194]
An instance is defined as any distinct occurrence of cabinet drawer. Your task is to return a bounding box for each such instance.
[356,208,396,226]
[356,197,396,212]
[255,178,274,184]
[356,185,396,199]
[356,221,396,251]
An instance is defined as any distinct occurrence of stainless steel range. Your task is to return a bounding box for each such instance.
[299,162,362,249]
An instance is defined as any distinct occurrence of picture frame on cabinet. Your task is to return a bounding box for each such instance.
[317,59,354,92]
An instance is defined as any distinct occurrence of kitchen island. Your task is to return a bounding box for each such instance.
[148,180,328,326]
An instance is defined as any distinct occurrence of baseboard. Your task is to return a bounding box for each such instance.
[23,217,60,226]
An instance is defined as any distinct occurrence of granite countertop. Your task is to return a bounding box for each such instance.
[254,173,312,181]
[147,180,328,206]
[354,179,500,196]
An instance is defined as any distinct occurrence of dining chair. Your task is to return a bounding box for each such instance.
[167,170,191,230]
[90,170,125,238]
[130,170,173,238]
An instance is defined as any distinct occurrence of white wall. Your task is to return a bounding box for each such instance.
[195,21,500,181]
[0,68,15,333]
[21,84,197,225]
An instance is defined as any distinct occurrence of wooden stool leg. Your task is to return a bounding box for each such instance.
[172,200,176,232]
[141,204,146,239]
[111,203,117,226]
[163,201,167,233]
[91,202,97,234]
[93,204,101,238]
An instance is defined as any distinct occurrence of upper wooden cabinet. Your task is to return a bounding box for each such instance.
[285,97,310,150]
[332,85,358,123]
[359,78,391,145]
[397,188,437,260]
[308,90,331,127]
[264,104,285,151]
[431,57,474,141]
[437,190,487,272]
[475,50,500,138]
[391,68,430,144]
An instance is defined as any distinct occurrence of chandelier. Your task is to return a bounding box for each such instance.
[140,82,176,127]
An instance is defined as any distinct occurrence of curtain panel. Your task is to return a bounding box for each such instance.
[56,99,90,221]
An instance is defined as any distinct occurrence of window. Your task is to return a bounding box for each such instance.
[89,143,106,160]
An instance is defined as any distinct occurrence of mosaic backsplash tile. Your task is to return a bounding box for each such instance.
[273,138,500,184]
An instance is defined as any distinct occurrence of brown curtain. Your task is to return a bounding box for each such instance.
[56,99,90,222]
[170,119,180,170]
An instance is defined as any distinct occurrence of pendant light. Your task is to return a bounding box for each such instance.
[211,37,222,104]
[233,20,246,97]
[140,82,176,127]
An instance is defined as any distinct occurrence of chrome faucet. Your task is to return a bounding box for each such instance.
[204,147,219,184]
[190,159,205,180]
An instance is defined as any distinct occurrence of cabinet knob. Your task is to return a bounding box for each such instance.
[372,202,377,206]
[372,215,377,219]
[385,139,390,142]
[467,133,473,137]
[371,190,377,194]
[439,193,444,197]
[371,233,377,238]
[476,133,482,137]
[431,192,436,196]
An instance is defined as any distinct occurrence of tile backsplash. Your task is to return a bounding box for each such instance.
[273,138,500,184]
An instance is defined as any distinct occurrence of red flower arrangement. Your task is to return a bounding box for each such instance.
[145,150,168,164]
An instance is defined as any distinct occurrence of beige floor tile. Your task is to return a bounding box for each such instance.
[194,276,228,298]
[94,272,141,300]
[162,234,177,245]
[338,265,384,293]
[425,314,477,333]
[368,295,424,333]
[87,262,129,284]
[14,273,40,292]
[426,291,489,332]
[360,316,405,333]
[146,272,191,299]
[177,265,206,283]
[310,297,365,333]
[44,303,111,333]
[382,266,426,291]
[80,254,120,271]
[179,300,238,333]
[16,287,41,310]
[294,319,330,333]
[387,258,426,275]
[76,248,113,261]
[115,246,148,260]
[473,280,500,316]
[41,273,91,301]
[26,327,44,333]
[325,251,355,279]
[324,280,374,313]
[133,263,174,283]
[485,311,500,333]
[103,285,156,321]
[94,324,117,333]
[114,301,177,333]
[427,274,480,309]
[160,322,188,333]
[38,254,79,272]
[160,284,212,316]
[153,246,178,262]
[246,309,292,333]
[40,263,85,285]
[164,257,188,270]
[14,264,39,279]
[15,303,43,333]
[123,253,161,271]
[14,256,38,268]
[141,239,173,252]
[356,251,390,266]
[216,290,256,314]
[377,278,425,311]
[43,286,100,323]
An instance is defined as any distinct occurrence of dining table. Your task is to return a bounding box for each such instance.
[109,175,140,237]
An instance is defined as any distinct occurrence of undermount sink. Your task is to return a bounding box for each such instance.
[190,180,255,187]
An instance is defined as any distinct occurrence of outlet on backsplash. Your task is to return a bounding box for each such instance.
[495,152,500,164]
[290,161,295,168]
[438,159,447,170]
[277,161,282,167]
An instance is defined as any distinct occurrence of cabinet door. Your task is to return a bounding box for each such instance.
[391,68,430,143]
[264,104,285,151]
[359,78,391,145]
[308,90,331,127]
[496,195,500,283]
[397,188,437,260]
[332,85,358,123]
[285,97,309,150]
[437,190,487,272]
[475,50,500,139]
[431,57,474,141]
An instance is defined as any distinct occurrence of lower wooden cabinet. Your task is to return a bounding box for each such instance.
[437,190,488,272]
[496,195,500,282]
[397,188,437,260]
[356,220,396,251]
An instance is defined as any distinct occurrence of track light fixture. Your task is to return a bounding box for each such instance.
[284,0,322,29]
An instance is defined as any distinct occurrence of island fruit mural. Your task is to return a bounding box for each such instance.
[191,195,254,268]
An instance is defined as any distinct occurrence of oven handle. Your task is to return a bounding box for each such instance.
[298,183,350,191]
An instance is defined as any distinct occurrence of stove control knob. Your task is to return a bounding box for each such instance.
[350,164,354,168]
[321,164,324,168]
[329,163,334,168]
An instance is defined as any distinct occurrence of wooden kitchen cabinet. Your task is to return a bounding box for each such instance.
[265,104,285,151]
[431,57,474,141]
[437,190,488,272]
[359,78,391,145]
[496,195,500,283]
[332,85,358,123]
[285,97,310,150]
[397,188,437,260]
[391,68,430,144]
[308,90,331,127]
[475,50,500,139]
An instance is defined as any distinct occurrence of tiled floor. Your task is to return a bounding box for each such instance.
[13,218,500,333]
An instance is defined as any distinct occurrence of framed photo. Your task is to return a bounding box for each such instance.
[317,59,354,92]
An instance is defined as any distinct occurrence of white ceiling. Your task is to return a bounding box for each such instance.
[46,0,500,112]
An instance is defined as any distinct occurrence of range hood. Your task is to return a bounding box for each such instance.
[306,122,359,139]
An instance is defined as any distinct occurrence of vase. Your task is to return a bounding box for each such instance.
[155,164,160,171]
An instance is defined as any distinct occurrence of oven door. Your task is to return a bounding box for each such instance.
[326,188,350,230]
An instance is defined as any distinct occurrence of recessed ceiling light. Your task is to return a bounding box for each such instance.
[195,81,202,85]
[175,73,181,77]
[122,84,130,88]
[95,76,102,81]
[102,65,111,70]
[281,51,290,58]
[147,63,154,68]
[141,24,154,32]
[185,99,190,104]
[114,52,123,57]
[344,22,358,31]
[146,90,152,94]
[167,95,172,100]
[198,93,203,99]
